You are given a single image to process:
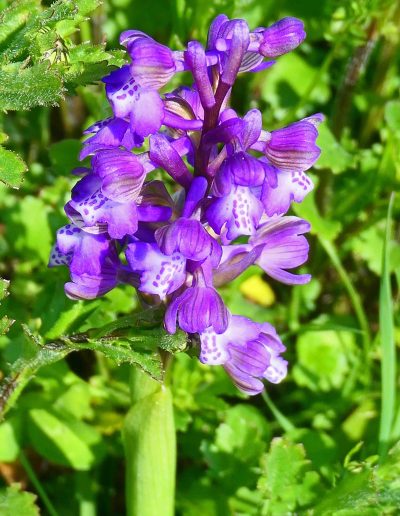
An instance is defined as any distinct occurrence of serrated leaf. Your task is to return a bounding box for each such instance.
[0,318,185,417]
[0,64,64,109]
[258,438,321,514]
[69,43,111,64]
[0,0,41,47]
[0,146,27,188]
[0,484,39,516]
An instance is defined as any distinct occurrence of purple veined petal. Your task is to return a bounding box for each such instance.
[130,88,164,138]
[258,17,306,57]
[206,186,264,241]
[149,134,192,189]
[184,41,215,109]
[162,110,203,131]
[225,152,267,188]
[69,174,139,239]
[165,284,229,334]
[125,242,186,299]
[213,244,263,287]
[127,38,176,90]
[203,117,245,146]
[207,14,229,49]
[80,118,134,159]
[182,176,208,218]
[66,266,118,300]
[242,109,263,148]
[92,149,146,203]
[260,169,314,216]
[247,60,276,73]
[264,119,321,174]
[120,30,149,47]
[138,180,175,211]
[199,315,260,365]
[155,218,221,263]
[228,340,271,376]
[219,19,250,86]
[224,362,265,395]
[249,216,311,285]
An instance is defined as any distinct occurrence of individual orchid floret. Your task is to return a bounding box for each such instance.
[255,17,306,57]
[165,264,229,334]
[48,225,122,299]
[262,116,322,173]
[103,65,164,144]
[249,216,311,285]
[200,316,287,394]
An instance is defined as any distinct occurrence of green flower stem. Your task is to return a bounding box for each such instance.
[262,391,295,433]
[19,450,58,516]
[123,362,176,516]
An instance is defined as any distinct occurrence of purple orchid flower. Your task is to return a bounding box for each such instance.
[50,13,322,395]
[200,316,287,394]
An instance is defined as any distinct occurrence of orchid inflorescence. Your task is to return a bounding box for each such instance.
[49,15,322,395]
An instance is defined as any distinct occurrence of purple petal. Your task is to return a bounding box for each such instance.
[128,38,176,89]
[125,242,186,299]
[258,17,306,57]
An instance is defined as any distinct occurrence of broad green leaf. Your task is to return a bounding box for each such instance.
[258,438,321,514]
[0,64,64,110]
[0,484,39,516]
[28,408,95,470]
[293,330,356,392]
[0,417,20,461]
[0,146,27,188]
[315,123,354,174]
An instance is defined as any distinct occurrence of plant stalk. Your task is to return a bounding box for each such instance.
[123,364,176,516]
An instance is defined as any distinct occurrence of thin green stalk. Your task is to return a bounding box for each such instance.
[123,363,176,516]
[378,193,396,459]
[319,237,371,379]
[19,450,59,516]
[262,391,295,433]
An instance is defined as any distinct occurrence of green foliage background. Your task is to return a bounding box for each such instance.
[0,0,399,514]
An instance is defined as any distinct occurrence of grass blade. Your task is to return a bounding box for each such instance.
[378,192,396,458]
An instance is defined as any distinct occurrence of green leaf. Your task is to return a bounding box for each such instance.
[0,484,39,516]
[0,146,27,188]
[315,123,354,174]
[0,1,40,47]
[379,194,396,457]
[314,442,400,514]
[0,64,64,110]
[0,417,20,462]
[258,438,322,514]
[293,176,342,241]
[28,408,95,470]
[292,330,356,392]
[0,319,185,417]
